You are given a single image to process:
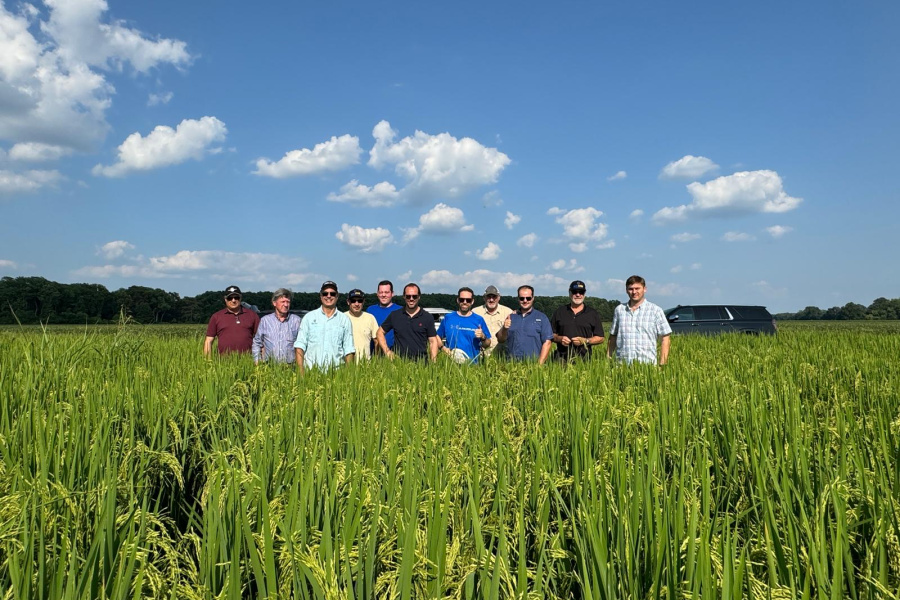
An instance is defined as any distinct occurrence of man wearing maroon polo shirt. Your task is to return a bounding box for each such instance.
[204,285,260,355]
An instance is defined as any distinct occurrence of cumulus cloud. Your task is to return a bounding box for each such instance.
[403,203,474,242]
[335,223,394,253]
[670,265,683,273]
[765,225,794,238]
[0,259,17,269]
[607,170,627,181]
[420,269,620,296]
[517,233,538,248]
[629,209,644,221]
[147,91,173,106]
[549,258,583,273]
[596,240,616,250]
[475,242,501,261]
[254,134,361,178]
[671,232,701,243]
[504,211,521,230]
[366,120,510,203]
[92,116,226,177]
[721,231,756,242]
[652,170,802,224]
[659,155,719,180]
[482,190,503,207]
[98,240,134,259]
[9,142,73,162]
[0,0,190,152]
[327,180,400,208]
[547,207,610,247]
[0,169,62,194]
[346,274,358,282]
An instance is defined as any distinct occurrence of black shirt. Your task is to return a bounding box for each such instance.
[550,304,604,362]
[382,308,437,359]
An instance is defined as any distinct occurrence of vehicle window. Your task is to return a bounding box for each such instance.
[694,306,723,320]
[668,307,693,321]
[728,306,772,320]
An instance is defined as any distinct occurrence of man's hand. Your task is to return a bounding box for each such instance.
[558,335,572,347]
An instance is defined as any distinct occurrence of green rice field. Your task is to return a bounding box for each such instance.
[1,322,899,598]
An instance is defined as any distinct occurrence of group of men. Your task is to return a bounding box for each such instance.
[204,275,671,371]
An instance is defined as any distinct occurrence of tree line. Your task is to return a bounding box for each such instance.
[0,276,623,325]
[774,297,900,321]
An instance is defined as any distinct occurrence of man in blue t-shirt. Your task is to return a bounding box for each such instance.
[366,279,402,353]
[437,287,492,363]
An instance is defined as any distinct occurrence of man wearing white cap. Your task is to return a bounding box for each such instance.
[473,285,513,358]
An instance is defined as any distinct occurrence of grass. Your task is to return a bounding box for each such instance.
[0,323,898,598]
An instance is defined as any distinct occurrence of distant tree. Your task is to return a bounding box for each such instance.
[794,306,825,320]
[841,302,867,320]
[867,297,900,320]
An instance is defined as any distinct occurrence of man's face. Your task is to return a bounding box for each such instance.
[347,297,364,316]
[272,295,291,316]
[225,294,242,312]
[403,286,420,310]
[377,284,393,307]
[517,287,534,312]
[484,293,500,311]
[320,288,338,310]
[626,283,645,304]
[457,291,475,315]
[570,290,585,307]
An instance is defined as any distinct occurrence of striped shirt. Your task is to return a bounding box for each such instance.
[252,313,302,363]
[609,300,672,364]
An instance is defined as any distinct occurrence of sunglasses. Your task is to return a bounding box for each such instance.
[457,297,474,304]
[321,291,337,297]
[485,294,499,300]
[518,296,533,302]
[570,290,585,295]
[226,295,241,301]
[405,294,419,299]
[349,298,364,303]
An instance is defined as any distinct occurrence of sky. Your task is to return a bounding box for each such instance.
[1,0,898,313]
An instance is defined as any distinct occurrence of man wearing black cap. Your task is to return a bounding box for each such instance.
[550,280,604,363]
[294,281,355,374]
[204,285,261,355]
[344,288,380,362]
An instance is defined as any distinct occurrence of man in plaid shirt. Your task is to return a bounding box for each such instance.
[607,275,671,365]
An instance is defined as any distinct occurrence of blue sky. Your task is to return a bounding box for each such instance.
[1,0,898,313]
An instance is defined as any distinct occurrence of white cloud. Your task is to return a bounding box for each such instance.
[629,209,644,221]
[420,269,618,296]
[659,155,719,180]
[652,170,802,224]
[547,206,610,246]
[517,233,538,248]
[254,134,361,178]
[346,274,358,282]
[690,263,702,270]
[98,240,134,259]
[482,190,503,207]
[671,232,701,243]
[765,225,793,238]
[670,265,683,273]
[0,0,190,152]
[147,91,173,106]
[335,223,394,253]
[0,259,17,269]
[475,242,501,261]
[504,211,521,230]
[367,120,510,203]
[549,258,583,272]
[8,142,73,162]
[403,203,474,242]
[327,179,400,208]
[721,231,756,242]
[0,169,62,194]
[596,240,616,250]
[92,116,226,177]
[569,242,587,253]
[607,170,627,181]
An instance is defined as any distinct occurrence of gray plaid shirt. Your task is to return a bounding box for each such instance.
[609,300,671,364]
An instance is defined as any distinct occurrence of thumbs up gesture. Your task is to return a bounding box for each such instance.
[475,325,484,339]
[503,315,512,329]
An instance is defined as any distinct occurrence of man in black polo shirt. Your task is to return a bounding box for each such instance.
[376,282,439,361]
[550,280,605,363]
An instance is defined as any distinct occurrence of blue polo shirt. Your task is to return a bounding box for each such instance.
[507,308,553,360]
[367,304,403,348]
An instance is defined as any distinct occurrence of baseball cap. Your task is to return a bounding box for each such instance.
[484,285,500,296]
[225,285,242,297]
[320,280,338,293]
[347,288,365,300]
[569,280,586,294]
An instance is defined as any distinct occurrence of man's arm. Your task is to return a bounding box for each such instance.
[204,336,215,356]
[496,314,512,342]
[251,325,263,363]
[376,327,393,358]
[429,335,439,362]
[344,352,355,365]
[607,335,617,358]
[295,348,305,374]
[538,339,552,365]
[659,334,670,365]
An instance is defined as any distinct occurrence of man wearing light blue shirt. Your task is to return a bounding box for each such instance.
[252,288,302,363]
[294,281,355,374]
[607,275,671,365]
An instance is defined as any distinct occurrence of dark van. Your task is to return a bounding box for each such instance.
[665,305,777,335]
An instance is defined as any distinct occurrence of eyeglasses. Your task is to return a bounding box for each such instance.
[485,294,499,300]
[226,296,241,301]
[570,290,585,296]
[405,294,419,300]
[457,297,474,304]
[321,291,337,297]
[349,298,364,304]
[518,296,533,302]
